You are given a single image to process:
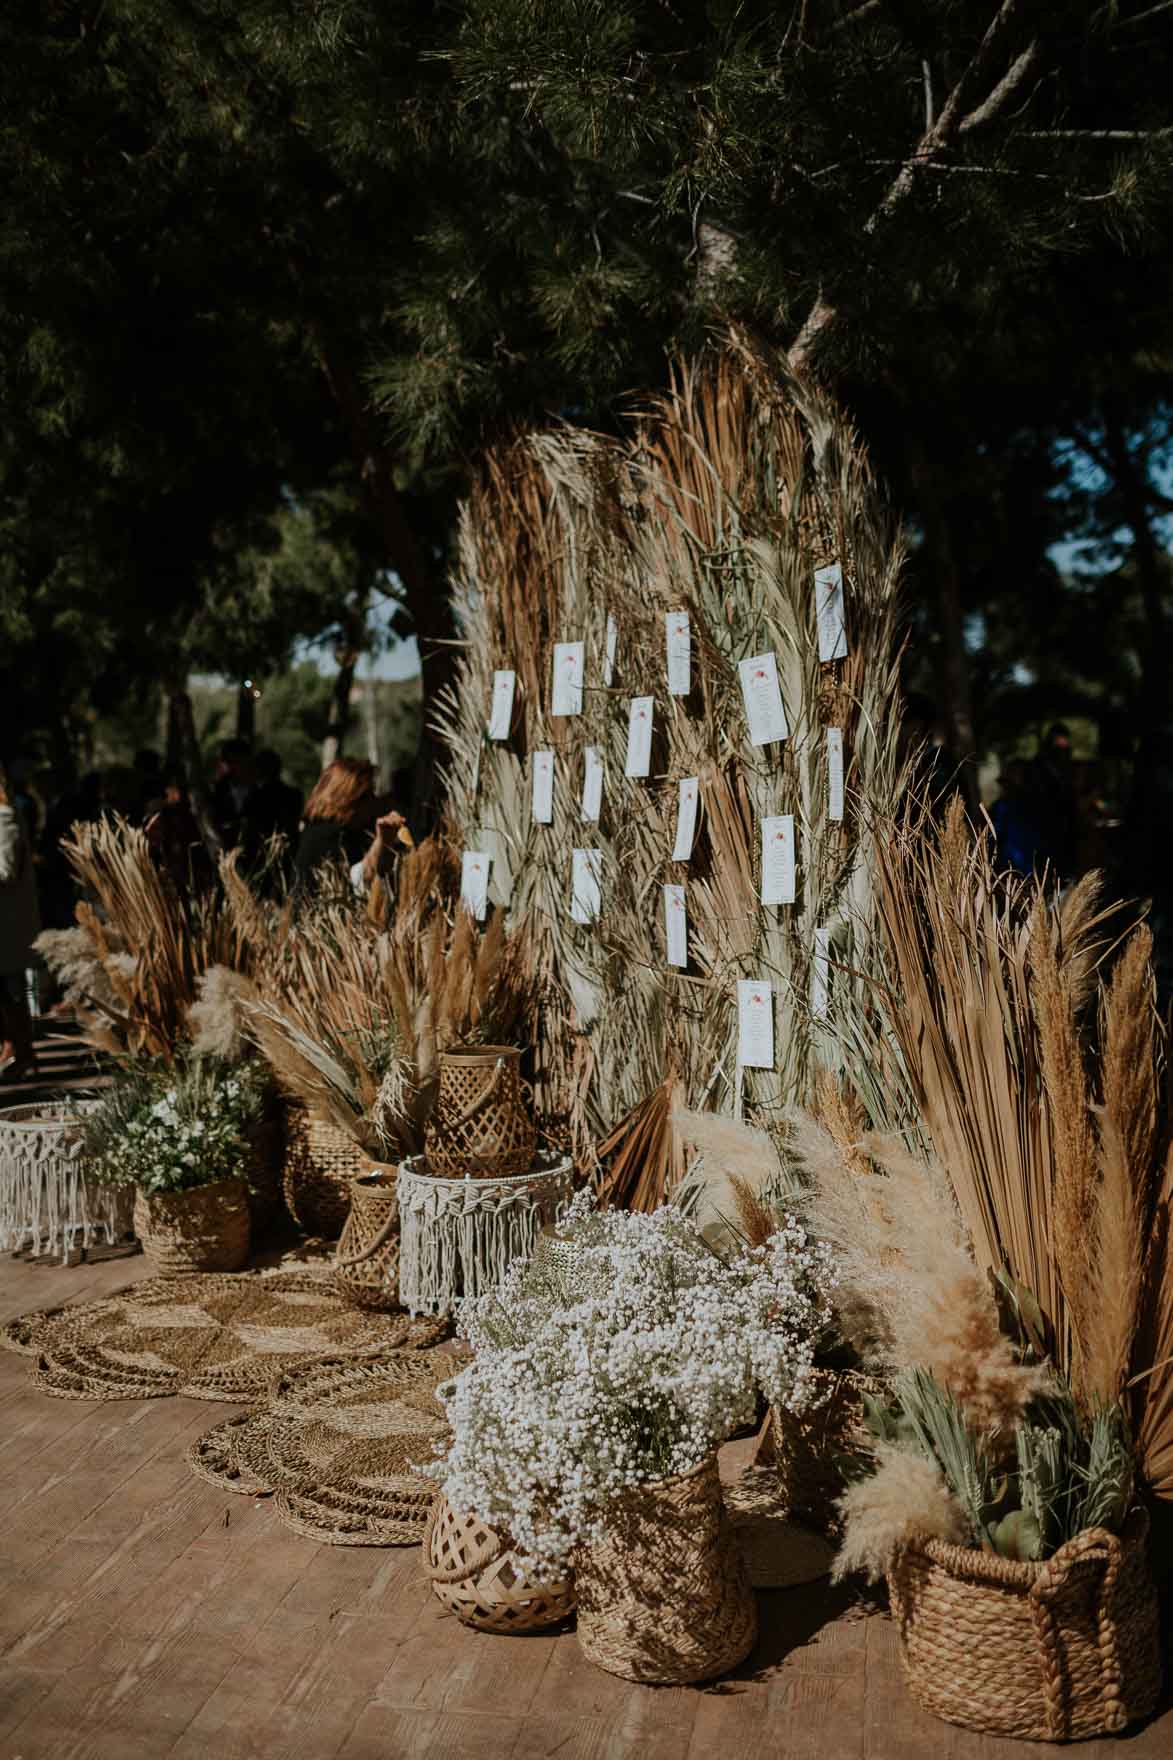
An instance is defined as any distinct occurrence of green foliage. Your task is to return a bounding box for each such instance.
[84,1055,268,1194]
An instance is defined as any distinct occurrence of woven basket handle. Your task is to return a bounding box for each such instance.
[1028,1525,1126,1739]
[450,1055,506,1128]
[334,1213,400,1268]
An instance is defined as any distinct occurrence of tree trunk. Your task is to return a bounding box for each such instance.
[322,649,357,769]
[163,671,221,857]
[906,441,979,808]
[310,326,454,831]
[235,682,256,744]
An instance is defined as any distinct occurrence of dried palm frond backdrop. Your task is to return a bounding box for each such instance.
[437,335,908,1197]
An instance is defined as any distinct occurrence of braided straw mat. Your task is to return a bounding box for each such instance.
[188,1349,453,1545]
[0,1268,447,1402]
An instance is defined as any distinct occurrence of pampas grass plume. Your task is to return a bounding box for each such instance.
[834,1444,967,1583]
[189,965,258,1061]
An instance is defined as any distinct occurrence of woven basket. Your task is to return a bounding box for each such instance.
[424,1045,537,1179]
[424,1495,576,1633]
[133,1176,251,1276]
[574,1454,757,1684]
[888,1507,1161,1742]
[770,1366,882,1538]
[333,1165,400,1312]
[281,1100,366,1238]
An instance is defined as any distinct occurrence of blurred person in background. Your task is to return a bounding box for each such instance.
[293,757,406,894]
[144,770,213,894]
[210,737,253,850]
[1027,723,1082,884]
[0,765,41,1080]
[242,749,302,870]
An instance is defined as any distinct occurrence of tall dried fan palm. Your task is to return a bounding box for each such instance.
[873,806,1173,1494]
[437,338,907,1172]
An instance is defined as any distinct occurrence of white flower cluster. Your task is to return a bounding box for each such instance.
[94,1062,263,1195]
[432,1191,837,1574]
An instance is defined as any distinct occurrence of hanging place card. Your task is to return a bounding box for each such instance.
[571,848,603,924]
[738,652,789,747]
[461,851,490,922]
[532,751,554,824]
[811,926,832,1020]
[604,613,618,687]
[815,562,848,663]
[827,728,845,822]
[673,776,700,862]
[666,610,691,696]
[551,641,585,716]
[761,814,796,906]
[737,979,775,1069]
[488,669,516,741]
[581,746,604,822]
[664,883,688,968]
[625,696,654,778]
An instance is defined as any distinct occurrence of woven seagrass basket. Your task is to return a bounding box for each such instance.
[281,1100,366,1238]
[133,1176,251,1276]
[333,1166,400,1312]
[424,1495,576,1633]
[424,1046,537,1179]
[888,1507,1161,1742]
[770,1366,882,1538]
[574,1454,757,1684]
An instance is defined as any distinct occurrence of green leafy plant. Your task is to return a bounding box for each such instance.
[84,1055,267,1195]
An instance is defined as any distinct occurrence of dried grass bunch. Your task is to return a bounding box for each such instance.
[237,833,538,1159]
[437,334,907,1192]
[819,805,1173,1577]
[34,817,250,1063]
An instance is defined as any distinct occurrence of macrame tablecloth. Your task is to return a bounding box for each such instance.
[0,1102,133,1262]
[397,1154,573,1315]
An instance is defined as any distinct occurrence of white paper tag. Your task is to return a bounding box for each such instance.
[625,696,654,778]
[811,926,832,1020]
[551,641,584,716]
[815,563,848,663]
[664,884,688,968]
[532,751,554,825]
[581,746,604,822]
[673,776,699,862]
[488,669,515,741]
[738,652,789,746]
[604,613,618,688]
[666,610,691,697]
[571,848,602,924]
[737,979,774,1069]
[761,814,796,906]
[461,851,490,922]
[827,728,844,822]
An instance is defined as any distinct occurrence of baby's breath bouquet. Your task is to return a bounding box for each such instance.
[84,1055,266,1195]
[431,1192,837,1574]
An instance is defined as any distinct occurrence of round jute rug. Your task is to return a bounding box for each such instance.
[0,1269,448,1402]
[188,1349,453,1545]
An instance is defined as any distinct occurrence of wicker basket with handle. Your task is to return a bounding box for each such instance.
[332,1165,400,1312]
[281,1100,367,1238]
[424,1494,575,1633]
[887,1507,1161,1741]
[423,1045,537,1179]
[133,1176,251,1275]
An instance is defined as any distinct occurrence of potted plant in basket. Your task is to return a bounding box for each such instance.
[426,1189,838,1684]
[83,1055,266,1274]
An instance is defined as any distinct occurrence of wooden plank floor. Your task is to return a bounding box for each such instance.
[2,1020,1169,1760]
[2,1223,1171,1754]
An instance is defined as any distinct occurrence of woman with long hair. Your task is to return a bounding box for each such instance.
[0,765,41,1080]
[293,757,406,892]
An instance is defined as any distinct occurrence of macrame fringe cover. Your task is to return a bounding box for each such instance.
[887,1507,1161,1741]
[0,1102,132,1262]
[397,1155,572,1316]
